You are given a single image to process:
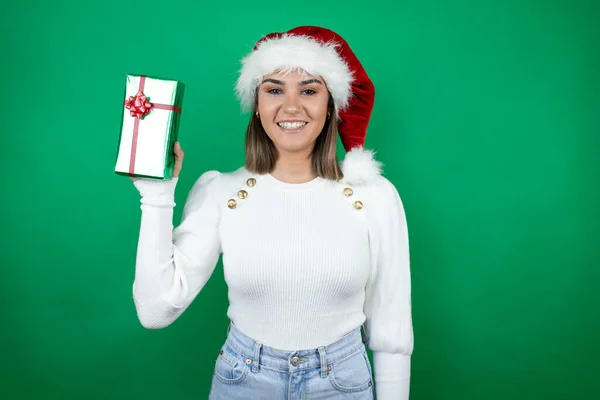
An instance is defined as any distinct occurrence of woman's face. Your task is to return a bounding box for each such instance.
[257,69,330,155]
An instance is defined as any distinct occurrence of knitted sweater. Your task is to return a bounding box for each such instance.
[131,161,414,399]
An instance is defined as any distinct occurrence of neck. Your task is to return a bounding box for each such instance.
[270,148,316,184]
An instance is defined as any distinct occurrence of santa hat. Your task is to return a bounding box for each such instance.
[235,25,382,185]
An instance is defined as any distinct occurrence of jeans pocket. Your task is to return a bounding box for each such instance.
[213,344,249,385]
[329,348,373,393]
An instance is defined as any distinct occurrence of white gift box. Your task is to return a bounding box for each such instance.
[115,74,184,180]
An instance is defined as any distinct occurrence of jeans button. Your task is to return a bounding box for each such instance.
[290,356,300,366]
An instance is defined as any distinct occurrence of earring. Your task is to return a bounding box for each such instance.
[255,111,260,119]
[327,111,331,118]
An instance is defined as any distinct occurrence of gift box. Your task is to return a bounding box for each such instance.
[115,74,185,180]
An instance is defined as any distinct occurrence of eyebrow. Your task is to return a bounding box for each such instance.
[261,78,324,86]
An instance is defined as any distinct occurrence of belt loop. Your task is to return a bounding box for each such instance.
[318,346,327,378]
[252,341,262,373]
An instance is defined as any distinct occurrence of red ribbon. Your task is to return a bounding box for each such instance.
[123,75,182,177]
[124,92,153,118]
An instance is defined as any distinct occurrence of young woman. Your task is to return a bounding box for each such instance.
[131,26,414,399]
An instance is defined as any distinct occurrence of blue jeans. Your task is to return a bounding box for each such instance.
[209,322,375,399]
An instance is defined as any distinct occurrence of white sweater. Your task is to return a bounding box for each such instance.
[131,165,414,399]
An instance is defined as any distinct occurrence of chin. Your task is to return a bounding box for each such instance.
[266,128,319,153]
[273,141,315,154]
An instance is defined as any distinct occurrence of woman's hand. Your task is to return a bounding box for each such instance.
[173,141,184,178]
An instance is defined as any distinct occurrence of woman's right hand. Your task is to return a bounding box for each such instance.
[173,141,184,178]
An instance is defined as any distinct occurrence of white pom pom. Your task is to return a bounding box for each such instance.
[340,146,383,186]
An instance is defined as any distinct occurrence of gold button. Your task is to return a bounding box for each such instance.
[227,199,237,209]
[237,190,248,199]
[353,200,364,210]
[246,178,256,187]
[343,187,353,196]
[327,365,331,371]
[368,381,372,387]
[246,359,252,364]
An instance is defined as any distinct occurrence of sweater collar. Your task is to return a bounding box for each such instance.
[259,172,327,190]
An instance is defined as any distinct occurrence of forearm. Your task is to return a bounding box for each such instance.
[132,178,182,327]
[373,352,411,399]
[131,173,223,329]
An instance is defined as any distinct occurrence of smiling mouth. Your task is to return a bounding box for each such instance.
[277,121,308,132]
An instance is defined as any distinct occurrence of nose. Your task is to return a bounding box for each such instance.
[282,91,301,114]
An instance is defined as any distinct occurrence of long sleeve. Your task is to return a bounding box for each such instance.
[363,176,414,399]
[131,170,222,329]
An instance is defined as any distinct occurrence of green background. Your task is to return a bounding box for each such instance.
[1,0,598,399]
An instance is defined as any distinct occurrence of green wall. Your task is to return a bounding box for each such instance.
[1,0,598,399]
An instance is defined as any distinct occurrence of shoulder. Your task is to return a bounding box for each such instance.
[339,146,404,209]
[355,176,405,224]
[181,167,252,217]
[346,173,408,237]
[186,166,254,202]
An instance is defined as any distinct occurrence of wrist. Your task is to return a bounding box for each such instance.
[134,177,179,205]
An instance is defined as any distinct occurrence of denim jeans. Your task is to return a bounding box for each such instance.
[209,322,375,399]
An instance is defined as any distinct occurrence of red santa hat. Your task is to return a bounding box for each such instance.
[235,26,382,185]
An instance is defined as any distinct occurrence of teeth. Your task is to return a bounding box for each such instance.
[278,121,307,130]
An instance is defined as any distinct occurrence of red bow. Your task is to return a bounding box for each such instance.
[124,91,153,119]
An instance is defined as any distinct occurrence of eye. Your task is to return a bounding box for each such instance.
[267,88,282,95]
[302,89,317,95]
